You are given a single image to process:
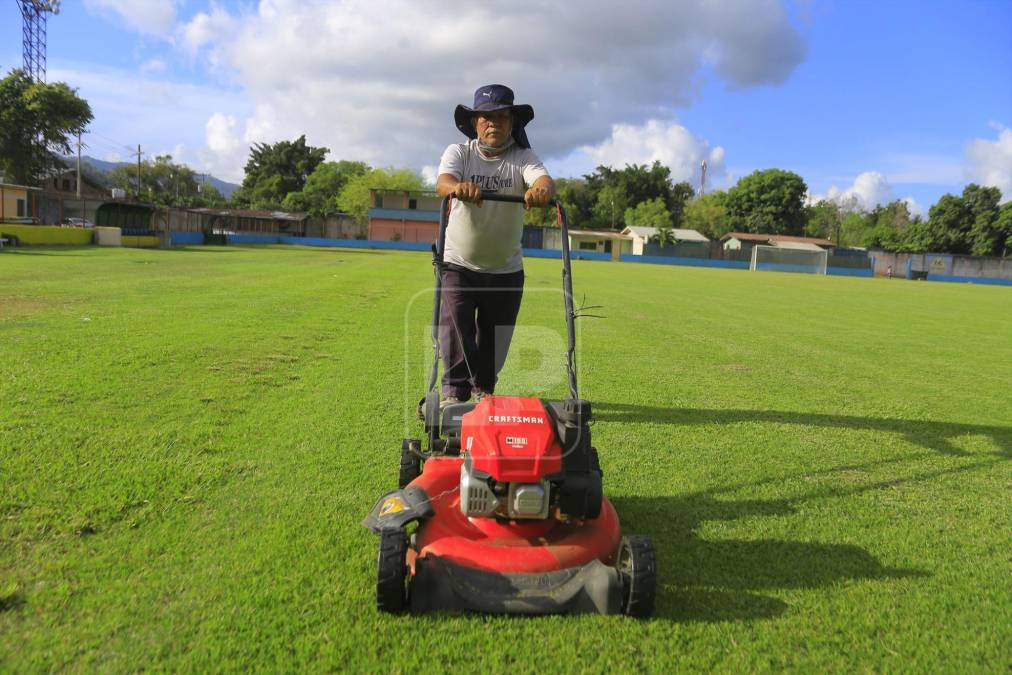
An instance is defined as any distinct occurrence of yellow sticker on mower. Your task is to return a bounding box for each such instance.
[379,495,407,517]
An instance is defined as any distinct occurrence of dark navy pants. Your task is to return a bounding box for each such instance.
[439,264,524,399]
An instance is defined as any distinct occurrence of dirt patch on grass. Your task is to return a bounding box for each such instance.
[0,296,56,320]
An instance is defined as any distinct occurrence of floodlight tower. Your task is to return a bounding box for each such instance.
[699,159,707,196]
[19,0,60,83]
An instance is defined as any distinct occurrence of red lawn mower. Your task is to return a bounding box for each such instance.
[362,193,656,616]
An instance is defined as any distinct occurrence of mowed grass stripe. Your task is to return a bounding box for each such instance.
[1,246,1009,672]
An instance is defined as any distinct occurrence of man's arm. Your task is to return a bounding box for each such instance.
[524,175,555,209]
[437,173,482,206]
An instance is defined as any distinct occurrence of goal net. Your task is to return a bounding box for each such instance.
[750,245,828,275]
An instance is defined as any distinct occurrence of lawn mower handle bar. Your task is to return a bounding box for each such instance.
[462,193,558,206]
[427,192,580,401]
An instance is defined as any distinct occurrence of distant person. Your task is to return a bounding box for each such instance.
[887,265,893,279]
[434,84,555,405]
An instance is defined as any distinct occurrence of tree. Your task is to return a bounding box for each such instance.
[669,181,695,228]
[232,135,328,210]
[900,185,1005,255]
[804,199,842,242]
[0,68,93,185]
[108,154,227,207]
[523,176,592,227]
[683,191,729,240]
[996,202,1012,257]
[584,162,693,229]
[624,197,671,228]
[862,200,914,250]
[336,167,424,226]
[282,160,369,216]
[553,177,594,228]
[592,183,629,229]
[909,193,969,253]
[964,184,1004,257]
[838,211,869,248]
[723,169,808,235]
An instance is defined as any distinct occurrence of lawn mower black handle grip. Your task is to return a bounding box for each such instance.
[451,192,558,206]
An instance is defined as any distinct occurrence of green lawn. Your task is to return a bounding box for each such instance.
[1,245,1009,672]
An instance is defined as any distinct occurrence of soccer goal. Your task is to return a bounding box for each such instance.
[750,245,828,275]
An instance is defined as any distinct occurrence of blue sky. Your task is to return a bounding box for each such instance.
[3,1,1010,212]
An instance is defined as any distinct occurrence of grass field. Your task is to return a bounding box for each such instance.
[1,245,1010,672]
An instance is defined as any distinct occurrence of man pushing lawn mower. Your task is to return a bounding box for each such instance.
[363,85,656,617]
[434,84,555,405]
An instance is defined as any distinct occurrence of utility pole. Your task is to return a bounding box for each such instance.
[75,131,81,199]
[136,144,142,200]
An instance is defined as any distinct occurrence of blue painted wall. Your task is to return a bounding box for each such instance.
[920,274,1012,286]
[169,231,204,245]
[169,233,1011,286]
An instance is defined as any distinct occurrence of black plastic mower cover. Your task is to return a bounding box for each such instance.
[362,486,434,533]
[411,556,623,615]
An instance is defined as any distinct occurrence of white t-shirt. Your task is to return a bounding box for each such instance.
[437,140,549,273]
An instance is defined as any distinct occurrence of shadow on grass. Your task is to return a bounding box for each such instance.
[0,246,95,256]
[163,245,391,255]
[594,403,1011,458]
[0,588,26,613]
[607,433,1006,622]
[611,492,925,623]
[593,403,1012,621]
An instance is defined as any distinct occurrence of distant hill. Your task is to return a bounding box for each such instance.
[61,156,241,198]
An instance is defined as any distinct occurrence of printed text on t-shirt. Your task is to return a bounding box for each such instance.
[469,174,514,192]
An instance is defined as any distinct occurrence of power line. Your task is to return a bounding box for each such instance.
[82,130,136,155]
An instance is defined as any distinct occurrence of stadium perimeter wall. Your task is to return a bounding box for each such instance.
[0,224,93,245]
[205,233,871,273]
[872,251,1012,286]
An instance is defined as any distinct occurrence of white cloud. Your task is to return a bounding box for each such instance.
[85,0,179,36]
[205,113,240,155]
[420,165,439,187]
[965,125,1012,201]
[580,119,726,187]
[809,171,923,215]
[202,113,244,182]
[172,0,804,179]
[901,196,923,217]
[177,3,237,68]
[49,62,251,181]
[139,59,166,75]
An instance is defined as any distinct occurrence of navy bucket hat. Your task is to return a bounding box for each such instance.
[454,84,535,149]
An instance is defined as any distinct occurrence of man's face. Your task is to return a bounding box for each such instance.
[473,109,513,147]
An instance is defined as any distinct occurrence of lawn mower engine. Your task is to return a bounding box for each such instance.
[363,396,656,616]
[459,397,601,523]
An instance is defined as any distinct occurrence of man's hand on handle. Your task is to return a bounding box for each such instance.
[523,185,552,209]
[453,181,483,206]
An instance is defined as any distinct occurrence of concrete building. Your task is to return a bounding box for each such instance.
[367,189,442,242]
[721,232,835,253]
[0,182,40,222]
[185,208,308,235]
[567,229,632,255]
[621,226,710,255]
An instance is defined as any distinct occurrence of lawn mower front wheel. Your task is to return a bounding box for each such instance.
[376,529,409,613]
[617,535,656,618]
